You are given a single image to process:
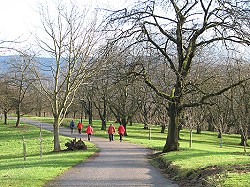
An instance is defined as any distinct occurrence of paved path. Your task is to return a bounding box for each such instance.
[21,118,179,187]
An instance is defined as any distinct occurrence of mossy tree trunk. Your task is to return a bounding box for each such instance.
[163,101,181,152]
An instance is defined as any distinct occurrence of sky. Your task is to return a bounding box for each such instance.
[0,0,130,55]
[0,0,34,40]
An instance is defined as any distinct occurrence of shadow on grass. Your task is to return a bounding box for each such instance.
[120,134,167,141]
[163,148,248,161]
[179,138,245,149]
[0,124,53,140]
[0,149,95,171]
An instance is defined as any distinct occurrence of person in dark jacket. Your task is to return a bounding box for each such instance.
[69,120,75,134]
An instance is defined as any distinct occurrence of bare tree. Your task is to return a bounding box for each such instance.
[80,85,95,125]
[139,88,156,130]
[0,78,15,124]
[31,1,100,151]
[227,65,250,152]
[107,51,142,134]
[91,57,112,130]
[109,77,141,135]
[106,0,250,152]
[235,91,249,154]
[4,55,35,127]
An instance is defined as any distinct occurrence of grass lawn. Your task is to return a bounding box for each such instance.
[0,119,97,187]
[28,116,250,186]
[126,124,250,186]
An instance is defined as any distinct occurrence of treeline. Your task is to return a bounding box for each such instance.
[0,50,249,147]
[0,0,249,152]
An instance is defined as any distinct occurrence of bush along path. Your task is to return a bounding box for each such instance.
[21,118,179,187]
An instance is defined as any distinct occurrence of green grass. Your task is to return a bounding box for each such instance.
[0,119,97,187]
[124,124,249,186]
[221,172,250,187]
[23,117,250,186]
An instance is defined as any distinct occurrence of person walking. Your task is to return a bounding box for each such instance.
[107,124,115,141]
[69,120,75,134]
[86,124,94,141]
[118,124,125,142]
[77,121,83,134]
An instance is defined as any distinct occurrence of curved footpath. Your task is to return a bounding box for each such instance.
[22,118,179,187]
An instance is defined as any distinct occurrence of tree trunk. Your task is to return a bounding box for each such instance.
[128,116,133,126]
[15,105,21,127]
[218,129,223,148]
[163,103,180,152]
[207,115,214,131]
[218,129,222,138]
[38,109,42,117]
[89,113,93,124]
[143,123,149,129]
[248,126,250,139]
[88,101,93,125]
[189,129,193,148]
[53,116,61,151]
[239,132,249,146]
[4,109,7,125]
[84,111,88,119]
[142,108,149,129]
[121,117,127,136]
[16,115,21,127]
[101,119,107,130]
[196,125,202,134]
[101,99,107,130]
[243,139,247,155]
[161,124,166,133]
[73,111,77,119]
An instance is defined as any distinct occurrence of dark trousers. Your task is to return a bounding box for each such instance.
[87,134,91,141]
[119,134,123,141]
[109,134,114,141]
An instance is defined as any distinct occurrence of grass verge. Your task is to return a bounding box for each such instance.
[0,119,97,187]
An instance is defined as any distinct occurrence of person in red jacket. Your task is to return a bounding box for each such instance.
[107,124,115,141]
[77,121,83,134]
[86,124,94,141]
[118,124,125,142]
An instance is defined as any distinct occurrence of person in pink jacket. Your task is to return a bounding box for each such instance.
[118,124,125,142]
[86,124,94,141]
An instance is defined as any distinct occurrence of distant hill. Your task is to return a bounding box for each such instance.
[0,55,13,72]
[0,55,54,73]
[0,55,15,62]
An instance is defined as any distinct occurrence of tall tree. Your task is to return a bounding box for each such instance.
[107,0,250,152]
[31,1,99,151]
[5,55,35,127]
